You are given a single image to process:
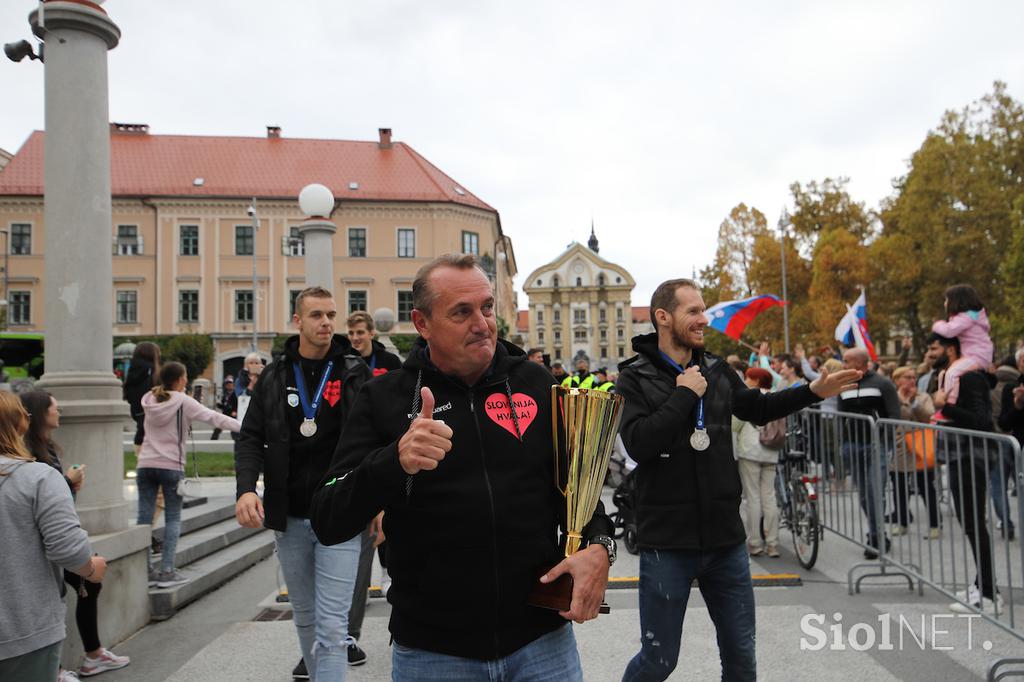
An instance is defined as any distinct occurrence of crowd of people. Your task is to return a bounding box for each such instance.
[2,256,1022,681]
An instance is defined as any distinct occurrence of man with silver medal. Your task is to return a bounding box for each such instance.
[615,278,861,681]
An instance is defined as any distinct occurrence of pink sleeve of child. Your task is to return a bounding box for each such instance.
[932,314,972,338]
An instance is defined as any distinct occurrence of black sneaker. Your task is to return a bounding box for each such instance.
[292,658,309,680]
[348,642,367,666]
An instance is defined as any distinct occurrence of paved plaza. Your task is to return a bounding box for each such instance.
[95,477,1024,681]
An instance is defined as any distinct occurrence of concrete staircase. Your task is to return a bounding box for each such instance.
[147,496,275,621]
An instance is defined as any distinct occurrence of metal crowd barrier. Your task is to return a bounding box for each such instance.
[784,408,1024,679]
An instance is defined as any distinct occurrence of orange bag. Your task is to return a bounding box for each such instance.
[904,429,936,470]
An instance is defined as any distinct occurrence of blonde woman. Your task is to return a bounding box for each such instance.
[0,391,107,681]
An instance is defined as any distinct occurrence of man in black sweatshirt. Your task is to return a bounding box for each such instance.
[616,279,860,682]
[837,347,901,559]
[234,287,370,680]
[930,333,1003,614]
[311,255,613,681]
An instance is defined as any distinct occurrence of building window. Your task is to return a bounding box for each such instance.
[616,307,624,321]
[617,327,624,339]
[180,225,199,256]
[397,229,415,258]
[554,330,561,343]
[397,290,414,322]
[553,308,561,323]
[573,309,586,324]
[349,228,367,257]
[536,278,542,286]
[235,225,254,256]
[462,231,479,255]
[600,329,607,340]
[288,226,305,256]
[289,289,302,317]
[552,275,559,288]
[9,291,30,325]
[179,290,199,323]
[576,277,582,286]
[10,224,31,255]
[574,330,587,342]
[235,289,254,322]
[598,274,605,286]
[618,347,624,359]
[116,225,141,255]
[348,290,368,313]
[537,310,544,324]
[600,308,607,323]
[116,290,138,324]
[538,330,544,342]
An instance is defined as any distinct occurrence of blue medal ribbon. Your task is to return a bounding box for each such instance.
[293,360,335,423]
[367,353,376,371]
[659,350,705,431]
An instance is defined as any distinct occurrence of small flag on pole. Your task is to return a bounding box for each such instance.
[835,290,877,361]
[705,294,786,341]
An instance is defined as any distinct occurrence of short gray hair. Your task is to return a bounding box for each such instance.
[412,254,486,317]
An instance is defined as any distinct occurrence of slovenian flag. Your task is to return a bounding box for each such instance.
[834,291,878,360]
[705,294,786,340]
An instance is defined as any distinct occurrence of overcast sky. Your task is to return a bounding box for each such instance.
[3,1,1022,307]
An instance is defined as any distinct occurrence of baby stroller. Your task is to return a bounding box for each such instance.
[610,468,639,555]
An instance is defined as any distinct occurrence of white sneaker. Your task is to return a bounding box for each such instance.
[950,585,1004,615]
[58,670,80,681]
[79,648,130,676]
[891,525,908,537]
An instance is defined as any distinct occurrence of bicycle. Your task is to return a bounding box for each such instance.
[774,452,821,569]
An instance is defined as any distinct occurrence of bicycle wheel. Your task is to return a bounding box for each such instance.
[791,486,820,570]
[624,524,639,555]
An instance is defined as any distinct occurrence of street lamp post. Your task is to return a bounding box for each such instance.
[248,198,259,351]
[0,229,8,331]
[297,183,337,290]
[778,210,791,353]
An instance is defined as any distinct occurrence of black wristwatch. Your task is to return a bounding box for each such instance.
[588,534,617,566]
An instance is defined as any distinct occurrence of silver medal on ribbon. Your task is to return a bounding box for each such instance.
[690,428,710,451]
[300,418,318,438]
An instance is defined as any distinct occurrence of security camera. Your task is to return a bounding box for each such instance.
[4,40,41,63]
[246,205,256,217]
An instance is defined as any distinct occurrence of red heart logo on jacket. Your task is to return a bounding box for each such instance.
[484,392,537,438]
[322,379,342,407]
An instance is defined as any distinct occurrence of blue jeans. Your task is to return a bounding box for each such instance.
[841,442,887,545]
[990,443,1015,528]
[392,623,582,682]
[622,543,756,682]
[275,517,361,682]
[136,467,183,573]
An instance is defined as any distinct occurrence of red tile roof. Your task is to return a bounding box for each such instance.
[632,306,650,323]
[0,129,495,212]
[517,310,529,332]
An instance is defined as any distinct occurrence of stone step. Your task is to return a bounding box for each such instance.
[167,516,265,569]
[148,496,237,542]
[149,530,275,621]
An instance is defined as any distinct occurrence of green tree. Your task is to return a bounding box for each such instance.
[789,178,875,248]
[164,334,213,384]
[808,229,875,344]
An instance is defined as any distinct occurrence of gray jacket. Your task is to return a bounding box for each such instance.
[0,456,93,660]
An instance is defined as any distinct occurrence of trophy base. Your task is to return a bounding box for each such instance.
[526,568,610,615]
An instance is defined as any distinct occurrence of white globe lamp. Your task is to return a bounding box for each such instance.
[298,183,335,218]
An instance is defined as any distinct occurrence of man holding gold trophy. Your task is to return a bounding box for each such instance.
[311,255,619,681]
[616,278,862,682]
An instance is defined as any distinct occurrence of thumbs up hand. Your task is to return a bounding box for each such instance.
[398,387,454,475]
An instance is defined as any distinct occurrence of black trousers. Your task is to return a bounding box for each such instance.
[948,455,995,599]
[893,469,940,528]
[64,571,103,652]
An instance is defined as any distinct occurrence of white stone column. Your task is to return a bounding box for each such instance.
[31,0,131,535]
[28,1,150,663]
[299,218,337,290]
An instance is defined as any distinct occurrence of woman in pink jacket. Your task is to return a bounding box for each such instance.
[137,362,241,588]
[932,284,994,420]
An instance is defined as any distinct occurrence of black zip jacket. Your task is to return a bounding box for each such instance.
[234,335,369,531]
[310,338,612,661]
[361,339,403,376]
[942,370,994,433]
[123,359,155,419]
[615,334,820,550]
[999,374,1024,445]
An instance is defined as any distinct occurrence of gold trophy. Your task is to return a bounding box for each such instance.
[527,385,626,614]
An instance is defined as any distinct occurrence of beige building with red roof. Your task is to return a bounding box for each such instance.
[522,229,635,368]
[0,124,516,381]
